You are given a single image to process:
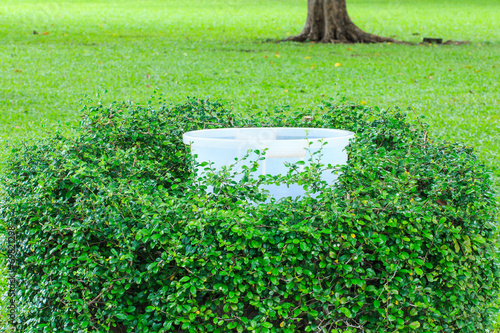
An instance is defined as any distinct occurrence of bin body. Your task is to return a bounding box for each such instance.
[183,127,354,199]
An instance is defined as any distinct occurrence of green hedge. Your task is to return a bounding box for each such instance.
[1,98,499,332]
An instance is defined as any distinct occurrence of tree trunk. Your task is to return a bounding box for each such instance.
[289,0,394,43]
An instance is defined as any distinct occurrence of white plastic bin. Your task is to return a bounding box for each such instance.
[183,127,354,199]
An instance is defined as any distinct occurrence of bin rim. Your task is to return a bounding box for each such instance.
[183,127,355,146]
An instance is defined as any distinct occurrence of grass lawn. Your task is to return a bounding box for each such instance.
[1,0,499,328]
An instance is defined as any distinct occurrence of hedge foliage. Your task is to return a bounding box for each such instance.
[1,98,499,332]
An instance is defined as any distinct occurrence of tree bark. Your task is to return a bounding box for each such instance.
[289,0,394,43]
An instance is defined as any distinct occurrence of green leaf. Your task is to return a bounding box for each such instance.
[409,321,421,329]
[250,240,260,248]
[116,313,127,320]
[339,307,351,318]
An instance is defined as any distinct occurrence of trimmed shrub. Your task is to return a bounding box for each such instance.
[1,98,498,332]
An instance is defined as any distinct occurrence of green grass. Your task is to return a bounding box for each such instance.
[1,0,499,328]
[1,0,499,182]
